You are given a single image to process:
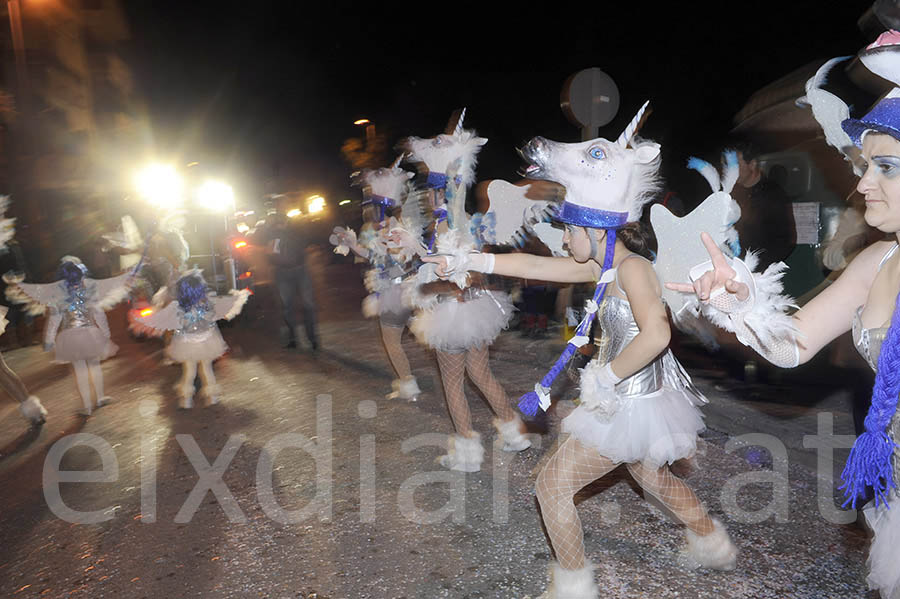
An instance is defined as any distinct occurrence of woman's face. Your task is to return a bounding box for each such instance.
[562,225,604,263]
[857,133,900,232]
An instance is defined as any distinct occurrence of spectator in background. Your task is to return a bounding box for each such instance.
[263,207,320,352]
[728,142,797,269]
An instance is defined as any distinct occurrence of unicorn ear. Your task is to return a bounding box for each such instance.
[475,136,488,146]
[633,143,660,164]
[406,171,415,180]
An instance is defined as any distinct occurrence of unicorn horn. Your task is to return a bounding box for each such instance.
[390,154,405,169]
[616,100,650,148]
[454,107,467,137]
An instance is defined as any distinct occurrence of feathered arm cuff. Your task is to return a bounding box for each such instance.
[685,252,800,368]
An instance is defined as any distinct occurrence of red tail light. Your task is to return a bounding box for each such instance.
[233,240,248,249]
[139,308,154,317]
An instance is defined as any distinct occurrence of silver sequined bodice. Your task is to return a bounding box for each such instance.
[851,243,900,482]
[596,295,665,397]
[177,305,216,337]
[60,285,98,330]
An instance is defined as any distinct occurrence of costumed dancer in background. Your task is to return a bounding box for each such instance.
[392,110,531,473]
[427,104,741,598]
[130,271,249,409]
[672,33,900,599]
[6,256,132,416]
[330,157,423,401]
[0,196,47,424]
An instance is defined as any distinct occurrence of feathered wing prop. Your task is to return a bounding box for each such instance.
[3,275,65,316]
[212,289,251,321]
[88,272,135,311]
[128,301,179,337]
[399,186,429,249]
[0,195,15,250]
[799,57,861,175]
[483,180,556,248]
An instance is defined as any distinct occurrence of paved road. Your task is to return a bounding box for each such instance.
[0,250,875,598]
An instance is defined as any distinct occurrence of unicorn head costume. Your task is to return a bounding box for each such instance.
[516,102,663,415]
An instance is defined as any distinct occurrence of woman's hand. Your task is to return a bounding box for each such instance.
[664,232,749,302]
[421,252,495,279]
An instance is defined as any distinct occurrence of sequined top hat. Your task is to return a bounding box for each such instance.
[842,95,900,147]
[842,30,900,147]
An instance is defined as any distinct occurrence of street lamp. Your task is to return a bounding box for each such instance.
[354,118,375,145]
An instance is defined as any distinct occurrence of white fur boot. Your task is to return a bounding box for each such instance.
[19,396,47,425]
[201,383,222,407]
[538,561,598,599]
[386,375,420,401]
[177,382,194,409]
[438,433,484,473]
[493,415,531,452]
[680,518,738,571]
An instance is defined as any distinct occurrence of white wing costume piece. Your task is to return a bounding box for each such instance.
[483,180,557,249]
[652,154,742,323]
[130,289,250,336]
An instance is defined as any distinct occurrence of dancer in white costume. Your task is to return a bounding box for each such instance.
[130,271,249,409]
[671,32,900,599]
[330,158,422,401]
[6,256,131,416]
[392,110,531,473]
[0,196,47,424]
[427,105,742,598]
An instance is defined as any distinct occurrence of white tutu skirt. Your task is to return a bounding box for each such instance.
[562,389,706,469]
[411,291,514,352]
[864,489,900,598]
[166,327,228,363]
[364,285,412,328]
[55,326,118,363]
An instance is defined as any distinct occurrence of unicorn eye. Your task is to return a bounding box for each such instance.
[432,137,443,146]
[588,147,605,160]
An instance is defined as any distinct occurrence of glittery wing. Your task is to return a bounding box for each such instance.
[3,277,65,316]
[651,191,738,320]
[0,195,14,250]
[86,272,134,310]
[484,180,555,247]
[212,289,250,321]
[128,301,180,336]
[530,222,567,256]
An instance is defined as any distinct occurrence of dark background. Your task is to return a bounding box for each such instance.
[120,2,870,210]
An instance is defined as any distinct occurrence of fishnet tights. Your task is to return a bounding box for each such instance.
[435,344,515,436]
[380,323,411,379]
[535,436,714,571]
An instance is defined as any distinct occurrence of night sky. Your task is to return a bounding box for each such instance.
[120,2,871,211]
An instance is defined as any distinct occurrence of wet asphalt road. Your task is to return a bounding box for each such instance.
[0,248,876,598]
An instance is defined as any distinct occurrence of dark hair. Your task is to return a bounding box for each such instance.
[617,220,657,261]
[176,273,208,311]
[58,260,87,289]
